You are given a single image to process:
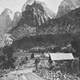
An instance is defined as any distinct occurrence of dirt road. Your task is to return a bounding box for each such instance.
[1,67,45,80]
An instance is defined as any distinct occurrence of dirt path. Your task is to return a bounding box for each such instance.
[1,71,45,80]
[20,72,45,80]
[8,68,34,75]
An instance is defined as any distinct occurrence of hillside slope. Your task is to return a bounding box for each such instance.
[57,0,80,17]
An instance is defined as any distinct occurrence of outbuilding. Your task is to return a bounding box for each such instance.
[48,53,79,74]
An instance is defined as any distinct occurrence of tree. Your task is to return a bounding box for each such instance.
[71,38,80,71]
[2,46,15,69]
[71,38,80,57]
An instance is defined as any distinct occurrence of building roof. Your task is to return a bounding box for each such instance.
[49,53,74,60]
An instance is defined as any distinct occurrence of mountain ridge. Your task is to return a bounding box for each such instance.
[56,0,80,18]
[10,0,55,40]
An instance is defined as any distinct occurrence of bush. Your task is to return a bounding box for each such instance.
[0,46,15,69]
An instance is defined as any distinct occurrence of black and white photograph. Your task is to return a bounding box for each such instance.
[0,0,80,80]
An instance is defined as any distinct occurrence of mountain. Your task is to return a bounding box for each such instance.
[22,0,55,19]
[20,0,55,26]
[36,6,80,40]
[0,8,13,47]
[0,8,22,47]
[0,8,13,34]
[10,0,55,40]
[56,0,80,18]
[0,9,22,34]
[11,7,80,50]
[46,7,80,35]
[10,1,80,42]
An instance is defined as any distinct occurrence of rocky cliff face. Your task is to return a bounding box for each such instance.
[56,0,80,18]
[8,0,80,50]
[12,12,22,28]
[10,0,55,40]
[10,0,80,40]
[20,0,55,26]
[36,6,80,36]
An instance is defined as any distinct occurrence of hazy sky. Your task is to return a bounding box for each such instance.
[0,0,63,14]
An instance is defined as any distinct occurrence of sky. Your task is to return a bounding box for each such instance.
[0,0,63,15]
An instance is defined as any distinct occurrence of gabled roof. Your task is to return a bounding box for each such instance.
[49,53,74,60]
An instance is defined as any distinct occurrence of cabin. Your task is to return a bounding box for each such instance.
[47,53,79,74]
